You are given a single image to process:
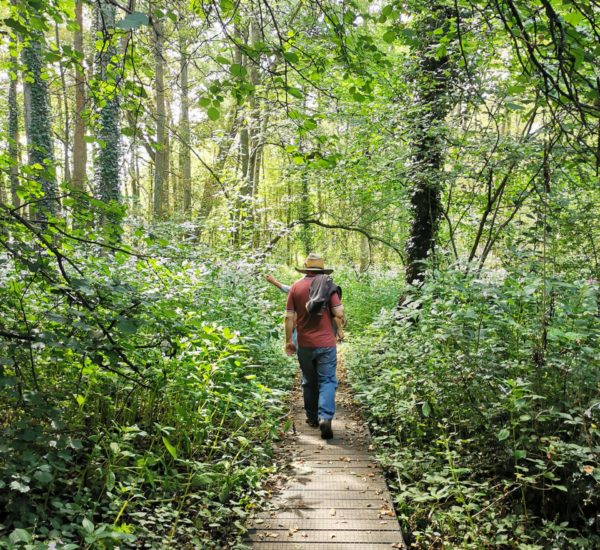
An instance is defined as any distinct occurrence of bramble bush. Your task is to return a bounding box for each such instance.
[348,266,599,548]
[0,220,294,549]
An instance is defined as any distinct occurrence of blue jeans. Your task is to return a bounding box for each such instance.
[297,347,337,422]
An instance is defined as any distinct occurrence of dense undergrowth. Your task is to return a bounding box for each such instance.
[348,266,599,549]
[0,223,295,548]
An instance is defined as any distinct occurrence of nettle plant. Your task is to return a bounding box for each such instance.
[349,265,600,548]
[0,219,294,548]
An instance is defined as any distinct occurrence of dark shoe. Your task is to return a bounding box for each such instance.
[319,419,333,440]
[305,418,319,428]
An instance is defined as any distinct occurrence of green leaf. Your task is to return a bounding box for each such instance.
[198,97,211,107]
[507,85,526,94]
[283,51,299,63]
[34,470,54,484]
[422,402,431,417]
[220,0,235,15]
[563,11,585,26]
[497,428,510,441]
[192,473,216,486]
[207,107,220,121]
[106,471,116,491]
[82,518,95,534]
[117,318,138,334]
[286,87,304,99]
[3,17,28,35]
[229,63,247,78]
[382,30,395,43]
[116,12,149,30]
[9,529,32,544]
[162,436,178,459]
[302,119,317,131]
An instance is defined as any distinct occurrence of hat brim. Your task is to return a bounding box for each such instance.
[295,267,334,274]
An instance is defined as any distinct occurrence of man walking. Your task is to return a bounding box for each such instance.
[285,253,345,440]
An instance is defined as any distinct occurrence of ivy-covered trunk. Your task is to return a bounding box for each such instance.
[404,6,454,286]
[93,1,121,223]
[22,31,59,217]
[8,71,20,209]
[72,0,87,193]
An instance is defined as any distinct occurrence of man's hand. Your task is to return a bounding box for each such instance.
[336,329,344,343]
[285,341,296,355]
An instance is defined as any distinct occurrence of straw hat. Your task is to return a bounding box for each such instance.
[295,253,334,274]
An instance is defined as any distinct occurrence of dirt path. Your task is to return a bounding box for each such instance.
[244,351,406,549]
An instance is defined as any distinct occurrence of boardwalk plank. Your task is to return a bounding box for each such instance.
[270,499,392,509]
[246,367,405,549]
[247,530,402,543]
[274,490,391,500]
[254,509,396,520]
[249,544,400,550]
[247,518,401,531]
[284,480,387,491]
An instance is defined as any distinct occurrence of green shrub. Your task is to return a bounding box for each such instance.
[349,266,600,548]
[0,227,294,548]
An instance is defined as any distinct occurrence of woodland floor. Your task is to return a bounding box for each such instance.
[244,352,406,549]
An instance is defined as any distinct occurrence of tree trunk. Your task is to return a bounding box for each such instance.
[236,20,262,241]
[72,0,87,192]
[8,74,20,208]
[55,23,71,184]
[152,4,168,220]
[132,142,140,211]
[22,29,59,217]
[94,1,121,212]
[404,6,455,287]
[179,21,192,216]
[198,110,239,219]
[359,234,370,272]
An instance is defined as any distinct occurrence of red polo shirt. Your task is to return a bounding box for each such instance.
[286,275,342,348]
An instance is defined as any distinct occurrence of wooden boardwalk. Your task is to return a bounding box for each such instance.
[245,373,406,550]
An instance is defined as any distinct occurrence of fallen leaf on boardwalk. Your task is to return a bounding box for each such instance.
[301,533,308,538]
[329,508,336,516]
[369,444,375,451]
[266,532,279,538]
[368,473,375,477]
[380,521,388,525]
[288,527,298,537]
[331,534,336,539]
[254,519,264,524]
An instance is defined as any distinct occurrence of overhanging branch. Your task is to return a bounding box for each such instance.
[265,218,405,264]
